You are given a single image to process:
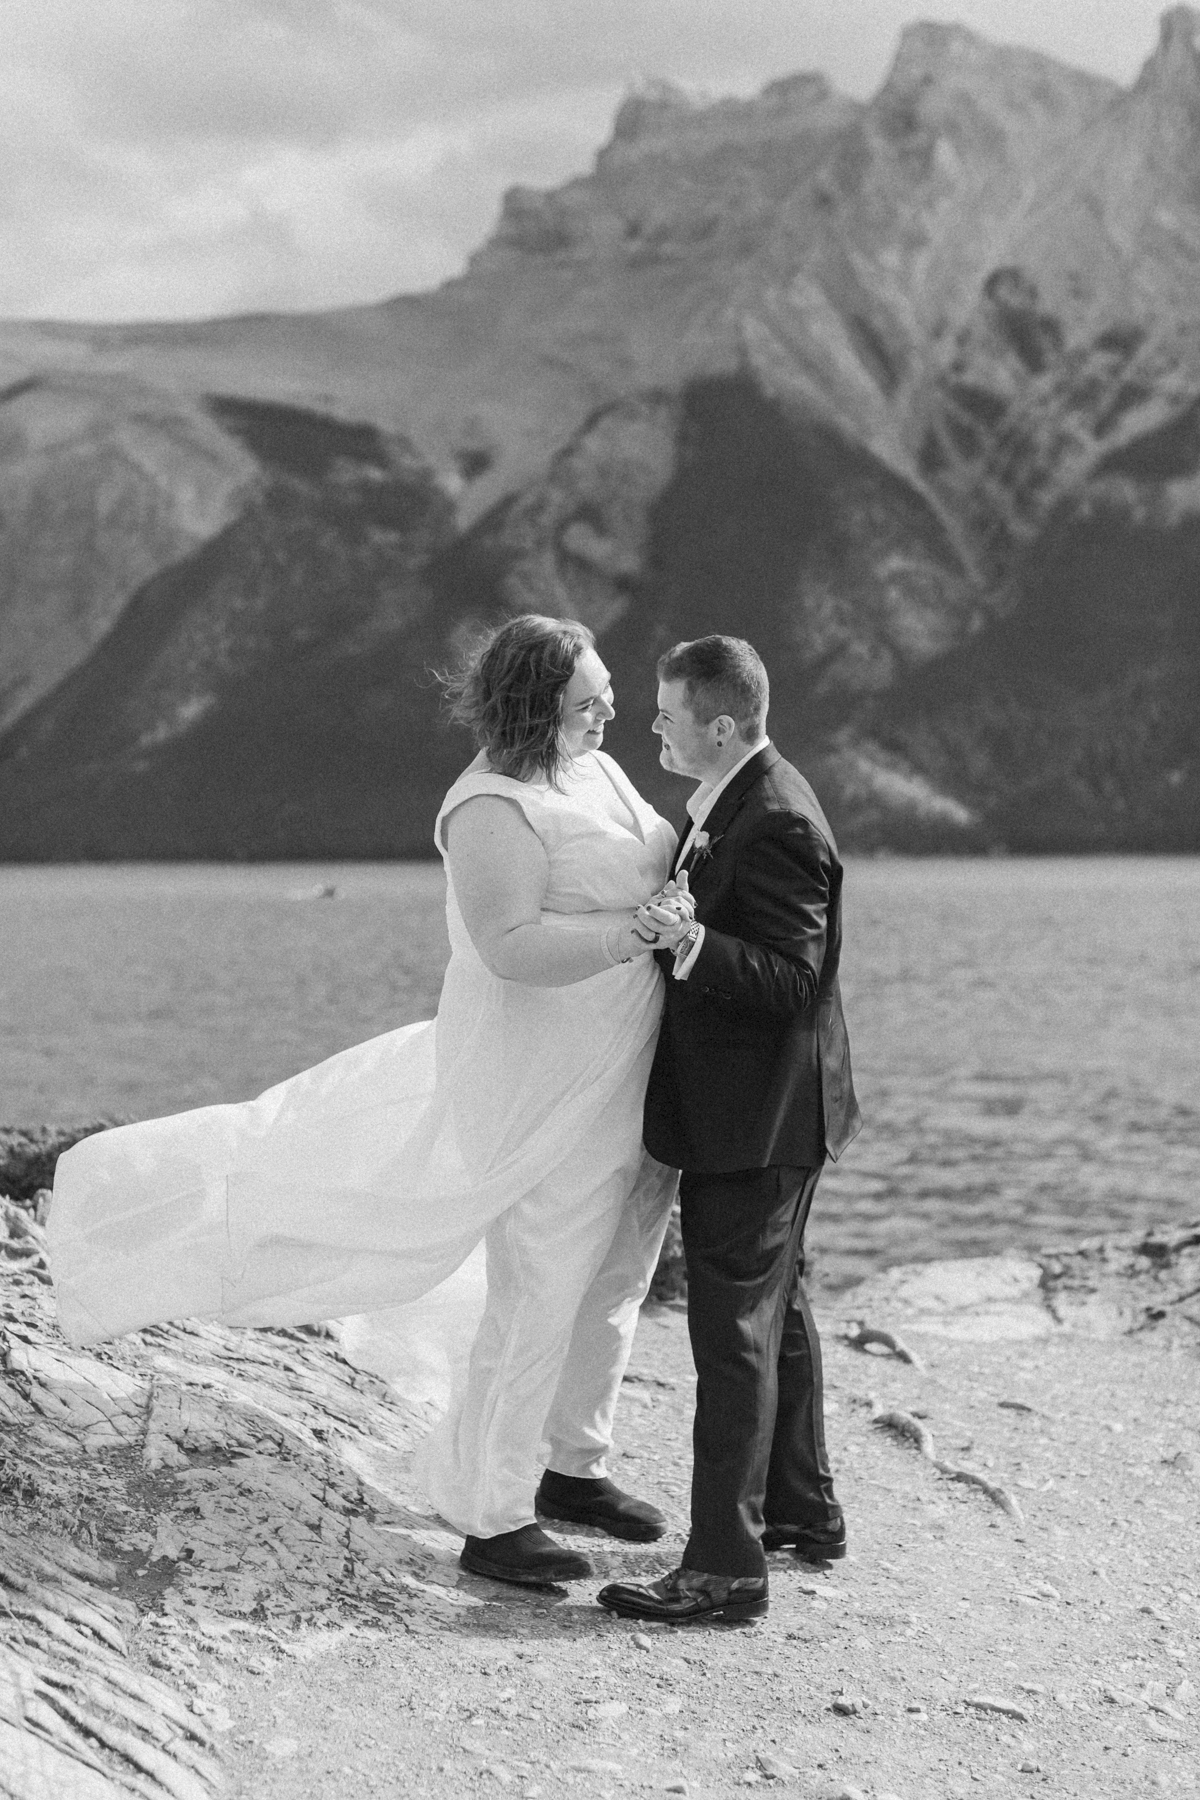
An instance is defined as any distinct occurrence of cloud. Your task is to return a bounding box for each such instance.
[0,0,1176,321]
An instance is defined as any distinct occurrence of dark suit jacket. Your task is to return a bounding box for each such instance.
[643,744,861,1173]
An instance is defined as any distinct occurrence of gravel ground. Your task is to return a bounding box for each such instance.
[219,1301,1200,1800]
[3,1190,1197,1800]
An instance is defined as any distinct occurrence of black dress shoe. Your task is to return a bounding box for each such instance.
[597,1566,768,1625]
[761,1519,847,1561]
[536,1471,667,1542]
[459,1524,593,1587]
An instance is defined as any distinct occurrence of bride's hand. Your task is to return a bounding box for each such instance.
[633,899,695,954]
[606,870,695,962]
[635,870,694,951]
[636,905,693,953]
[647,871,695,922]
[634,897,692,938]
[615,912,666,959]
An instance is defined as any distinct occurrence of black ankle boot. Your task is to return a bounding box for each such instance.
[459,1523,592,1586]
[535,1471,667,1542]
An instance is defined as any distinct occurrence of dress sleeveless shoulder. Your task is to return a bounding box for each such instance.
[433,768,547,851]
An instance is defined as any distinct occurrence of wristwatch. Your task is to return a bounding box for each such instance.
[677,922,702,959]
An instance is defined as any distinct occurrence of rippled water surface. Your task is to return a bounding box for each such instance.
[3,858,1197,1279]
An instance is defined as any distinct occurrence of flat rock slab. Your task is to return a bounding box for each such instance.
[828,1227,1200,1344]
[841,1255,1054,1341]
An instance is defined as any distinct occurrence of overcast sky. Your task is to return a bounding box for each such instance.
[1,0,1177,323]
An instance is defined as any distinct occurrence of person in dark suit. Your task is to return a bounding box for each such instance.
[598,635,861,1625]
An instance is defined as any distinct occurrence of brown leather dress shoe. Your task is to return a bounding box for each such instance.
[536,1471,667,1542]
[460,1524,593,1587]
[596,1566,768,1624]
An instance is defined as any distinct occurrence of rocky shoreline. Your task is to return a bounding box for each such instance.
[1,1127,1196,1798]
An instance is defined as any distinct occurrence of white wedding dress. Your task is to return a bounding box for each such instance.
[49,749,679,1537]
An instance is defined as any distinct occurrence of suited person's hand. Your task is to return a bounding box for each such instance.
[639,901,682,927]
[647,874,694,928]
[635,903,694,951]
[637,892,693,933]
[646,871,695,921]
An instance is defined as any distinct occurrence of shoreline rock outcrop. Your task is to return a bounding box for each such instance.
[0,1186,486,1798]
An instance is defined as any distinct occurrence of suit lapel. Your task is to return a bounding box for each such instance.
[675,744,778,876]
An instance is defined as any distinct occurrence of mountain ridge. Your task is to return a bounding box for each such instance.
[0,12,1198,855]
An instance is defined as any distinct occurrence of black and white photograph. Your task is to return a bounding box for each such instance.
[1,2,1198,1796]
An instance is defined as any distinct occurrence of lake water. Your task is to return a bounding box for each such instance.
[3,858,1197,1284]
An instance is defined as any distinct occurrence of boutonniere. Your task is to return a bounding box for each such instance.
[690,829,723,866]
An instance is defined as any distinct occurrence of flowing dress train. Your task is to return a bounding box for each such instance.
[49,750,679,1535]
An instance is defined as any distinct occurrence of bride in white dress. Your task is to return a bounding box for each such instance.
[49,615,687,1587]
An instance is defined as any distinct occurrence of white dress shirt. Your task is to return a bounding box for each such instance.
[672,737,770,980]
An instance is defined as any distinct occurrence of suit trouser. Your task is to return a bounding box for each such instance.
[680,1162,838,1579]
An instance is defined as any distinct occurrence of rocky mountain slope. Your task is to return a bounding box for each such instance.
[2,10,1199,855]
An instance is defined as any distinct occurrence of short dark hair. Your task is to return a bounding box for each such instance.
[443,613,595,784]
[657,635,769,741]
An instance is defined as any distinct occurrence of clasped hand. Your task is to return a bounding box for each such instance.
[632,872,695,952]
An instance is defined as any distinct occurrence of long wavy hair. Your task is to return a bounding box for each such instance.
[443,613,596,785]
